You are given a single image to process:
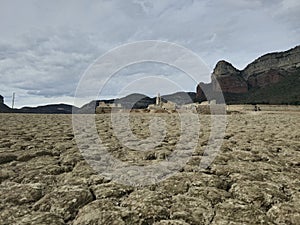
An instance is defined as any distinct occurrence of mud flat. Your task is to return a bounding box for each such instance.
[0,112,299,224]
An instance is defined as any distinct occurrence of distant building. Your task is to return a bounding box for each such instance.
[179,100,219,114]
[96,101,122,113]
[156,92,161,106]
[148,93,177,111]
[147,104,161,110]
[180,103,199,113]
[161,101,176,111]
[98,101,122,108]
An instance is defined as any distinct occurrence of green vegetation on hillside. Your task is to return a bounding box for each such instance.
[224,69,300,105]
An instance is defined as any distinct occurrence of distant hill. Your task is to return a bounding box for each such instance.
[196,45,300,104]
[0,95,77,114]
[19,104,78,114]
[161,92,196,105]
[116,93,155,109]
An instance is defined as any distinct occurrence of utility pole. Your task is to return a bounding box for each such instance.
[12,92,15,109]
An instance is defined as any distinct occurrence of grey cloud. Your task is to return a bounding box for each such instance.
[0,28,99,99]
[99,61,198,96]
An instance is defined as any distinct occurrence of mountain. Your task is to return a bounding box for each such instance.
[0,95,78,114]
[75,100,111,114]
[196,45,300,104]
[77,94,155,113]
[19,104,78,114]
[161,92,196,105]
[115,93,155,109]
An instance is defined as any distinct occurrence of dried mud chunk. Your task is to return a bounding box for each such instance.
[121,189,171,224]
[211,199,269,224]
[170,195,213,225]
[59,148,84,167]
[18,212,65,225]
[13,155,65,181]
[0,153,17,164]
[0,168,15,182]
[88,174,112,185]
[33,185,94,221]
[17,150,53,162]
[73,199,125,225]
[189,172,230,190]
[13,170,58,187]
[0,182,44,205]
[212,161,282,182]
[153,220,190,225]
[71,160,96,177]
[91,182,133,199]
[0,205,31,225]
[267,202,300,224]
[229,181,289,210]
[187,186,231,205]
[154,173,191,195]
[56,172,89,186]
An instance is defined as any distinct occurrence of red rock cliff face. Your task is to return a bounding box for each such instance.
[196,45,300,100]
[211,61,248,93]
[212,75,248,93]
[247,69,285,88]
[241,46,300,89]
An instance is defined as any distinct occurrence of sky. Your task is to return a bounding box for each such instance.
[0,0,299,108]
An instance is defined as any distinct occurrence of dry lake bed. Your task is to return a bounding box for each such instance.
[0,112,299,224]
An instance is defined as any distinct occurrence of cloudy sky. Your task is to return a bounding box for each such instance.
[0,0,299,107]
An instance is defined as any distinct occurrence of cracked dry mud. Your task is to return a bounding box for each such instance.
[0,112,299,224]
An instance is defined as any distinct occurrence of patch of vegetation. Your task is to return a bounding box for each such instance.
[224,69,300,105]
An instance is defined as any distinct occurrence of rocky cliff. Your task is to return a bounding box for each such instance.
[242,45,300,80]
[211,61,248,94]
[196,45,300,104]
